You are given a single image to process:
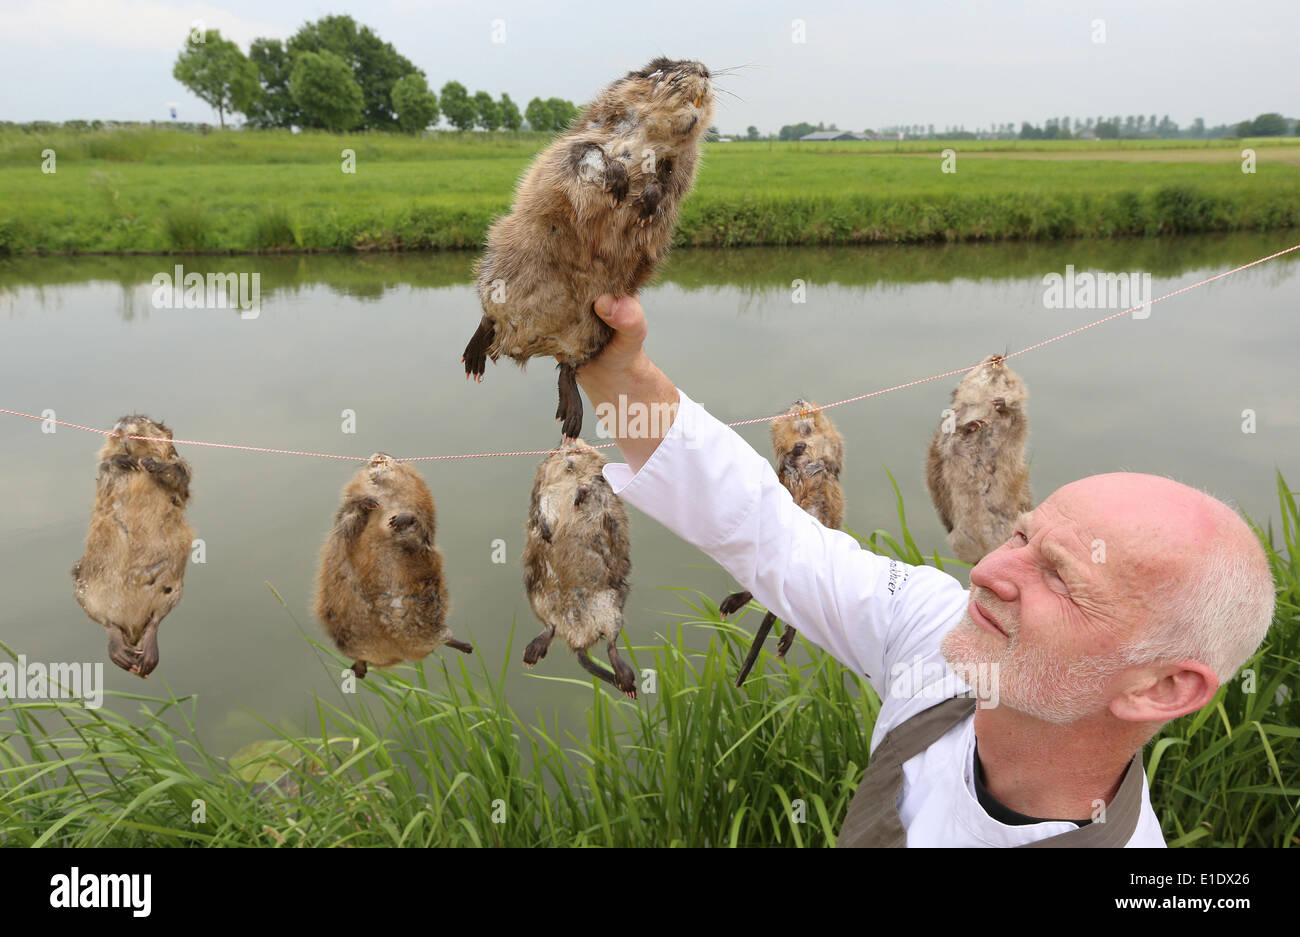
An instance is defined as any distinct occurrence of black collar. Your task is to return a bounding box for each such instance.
[973,740,1092,827]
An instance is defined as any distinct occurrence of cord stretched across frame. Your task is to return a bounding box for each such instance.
[4,241,1298,461]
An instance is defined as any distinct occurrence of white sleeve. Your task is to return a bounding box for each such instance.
[602,386,970,699]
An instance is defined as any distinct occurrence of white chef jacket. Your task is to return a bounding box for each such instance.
[602,386,1167,847]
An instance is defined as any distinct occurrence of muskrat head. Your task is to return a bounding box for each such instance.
[559,438,607,476]
[949,355,1028,433]
[109,414,177,461]
[627,57,714,139]
[783,399,829,438]
[366,452,396,485]
[536,439,607,491]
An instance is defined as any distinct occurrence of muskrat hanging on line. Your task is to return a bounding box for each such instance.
[71,415,194,678]
[521,439,637,698]
[314,453,471,678]
[719,401,846,686]
[462,57,716,441]
[925,354,1033,565]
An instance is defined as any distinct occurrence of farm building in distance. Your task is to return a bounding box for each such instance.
[798,130,881,141]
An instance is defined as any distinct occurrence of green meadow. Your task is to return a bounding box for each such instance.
[2,475,1296,847]
[1,128,1298,254]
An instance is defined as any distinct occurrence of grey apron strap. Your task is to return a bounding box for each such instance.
[835,695,1146,848]
[1017,751,1144,848]
[837,696,976,848]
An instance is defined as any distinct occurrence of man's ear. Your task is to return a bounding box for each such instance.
[1109,659,1219,723]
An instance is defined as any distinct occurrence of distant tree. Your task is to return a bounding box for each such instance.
[440,81,475,130]
[1249,113,1287,136]
[1019,121,1041,140]
[172,29,259,128]
[545,97,578,130]
[290,50,364,131]
[472,91,501,130]
[1234,120,1254,138]
[1190,117,1205,137]
[524,97,553,132]
[779,122,817,140]
[286,15,418,131]
[244,38,298,128]
[746,125,759,140]
[1136,115,1146,133]
[498,93,522,130]
[1124,115,1136,134]
[1157,114,1178,137]
[1149,114,1157,132]
[1094,120,1119,139]
[391,73,439,133]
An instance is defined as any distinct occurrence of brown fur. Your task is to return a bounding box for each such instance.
[71,415,194,678]
[521,439,636,697]
[463,57,716,440]
[314,454,470,678]
[925,355,1033,564]
[723,401,846,684]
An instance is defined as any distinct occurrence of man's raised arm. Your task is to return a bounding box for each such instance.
[576,294,969,695]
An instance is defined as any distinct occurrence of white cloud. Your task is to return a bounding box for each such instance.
[0,0,289,51]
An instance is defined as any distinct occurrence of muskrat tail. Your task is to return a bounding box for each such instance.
[734,611,778,687]
[575,647,621,690]
[463,315,495,379]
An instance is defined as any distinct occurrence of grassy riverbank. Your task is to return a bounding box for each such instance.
[2,474,1296,847]
[1,128,1298,254]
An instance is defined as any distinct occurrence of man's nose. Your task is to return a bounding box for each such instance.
[969,546,1023,603]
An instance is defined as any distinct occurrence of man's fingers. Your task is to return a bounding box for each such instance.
[594,293,645,336]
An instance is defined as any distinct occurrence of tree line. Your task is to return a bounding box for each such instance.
[771,114,1297,142]
[172,15,578,133]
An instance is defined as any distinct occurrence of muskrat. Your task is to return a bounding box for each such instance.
[720,400,845,686]
[314,453,471,678]
[925,354,1033,565]
[71,415,194,678]
[462,57,715,440]
[521,439,636,698]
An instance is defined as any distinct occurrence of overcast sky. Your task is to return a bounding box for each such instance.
[1,0,1296,131]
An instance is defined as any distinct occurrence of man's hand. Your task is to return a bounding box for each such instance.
[577,293,680,473]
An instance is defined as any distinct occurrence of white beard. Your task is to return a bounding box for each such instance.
[940,611,1123,724]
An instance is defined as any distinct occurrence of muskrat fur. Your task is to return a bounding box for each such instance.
[521,439,636,697]
[71,415,194,678]
[720,400,845,686]
[925,354,1033,565]
[314,453,471,678]
[463,57,715,440]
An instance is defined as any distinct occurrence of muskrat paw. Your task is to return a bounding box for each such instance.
[463,316,494,380]
[557,366,583,442]
[605,160,629,205]
[718,591,753,618]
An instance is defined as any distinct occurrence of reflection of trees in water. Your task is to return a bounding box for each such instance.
[0,233,1294,322]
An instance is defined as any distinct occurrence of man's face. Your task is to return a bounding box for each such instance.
[940,478,1174,723]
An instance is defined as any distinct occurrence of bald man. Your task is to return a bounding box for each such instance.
[576,293,1276,848]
